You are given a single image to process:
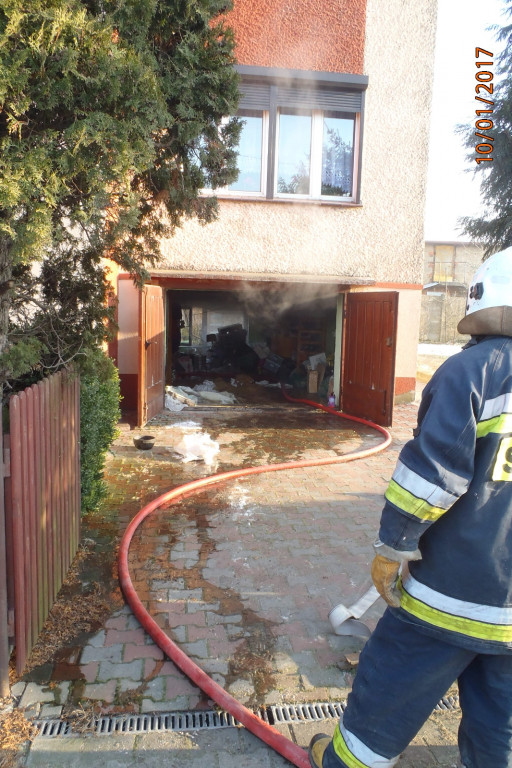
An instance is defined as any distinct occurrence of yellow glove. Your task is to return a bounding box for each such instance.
[371,554,401,607]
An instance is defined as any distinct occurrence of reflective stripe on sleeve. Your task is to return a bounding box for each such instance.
[400,571,512,642]
[477,413,512,438]
[384,461,461,522]
[333,721,400,768]
[391,461,459,508]
[480,393,512,421]
[478,394,512,437]
[385,481,445,521]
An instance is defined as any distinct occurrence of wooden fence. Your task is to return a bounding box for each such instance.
[0,369,81,693]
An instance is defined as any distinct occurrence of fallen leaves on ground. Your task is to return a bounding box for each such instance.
[0,709,37,768]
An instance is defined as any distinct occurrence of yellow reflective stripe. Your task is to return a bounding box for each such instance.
[333,726,370,768]
[477,413,512,438]
[385,479,446,522]
[399,581,512,642]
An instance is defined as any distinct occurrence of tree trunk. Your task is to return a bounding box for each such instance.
[0,233,13,365]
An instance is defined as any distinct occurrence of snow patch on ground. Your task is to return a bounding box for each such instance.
[418,343,464,357]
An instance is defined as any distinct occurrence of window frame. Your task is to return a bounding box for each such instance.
[274,107,313,199]
[220,65,368,205]
[273,108,358,201]
[221,109,269,198]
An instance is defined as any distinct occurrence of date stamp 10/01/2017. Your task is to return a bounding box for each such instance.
[474,47,494,164]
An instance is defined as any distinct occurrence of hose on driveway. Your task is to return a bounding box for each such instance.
[118,393,391,768]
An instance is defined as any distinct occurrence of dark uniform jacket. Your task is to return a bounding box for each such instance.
[379,335,512,652]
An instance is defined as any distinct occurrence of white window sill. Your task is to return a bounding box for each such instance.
[214,194,362,208]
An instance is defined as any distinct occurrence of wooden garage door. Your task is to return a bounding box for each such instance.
[138,285,165,426]
[342,292,398,427]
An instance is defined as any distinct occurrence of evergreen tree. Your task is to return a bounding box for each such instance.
[460,5,512,255]
[0,0,240,388]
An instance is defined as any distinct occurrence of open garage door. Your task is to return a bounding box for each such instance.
[342,292,398,427]
[138,285,165,426]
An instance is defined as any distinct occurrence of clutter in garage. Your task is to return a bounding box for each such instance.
[167,288,337,405]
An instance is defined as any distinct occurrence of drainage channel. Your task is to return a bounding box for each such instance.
[34,696,460,738]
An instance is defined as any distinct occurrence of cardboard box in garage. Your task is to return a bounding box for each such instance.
[307,370,319,393]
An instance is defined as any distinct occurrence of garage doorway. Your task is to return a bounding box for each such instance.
[118,276,398,427]
[165,286,338,407]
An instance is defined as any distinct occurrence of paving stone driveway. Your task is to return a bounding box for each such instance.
[14,400,462,767]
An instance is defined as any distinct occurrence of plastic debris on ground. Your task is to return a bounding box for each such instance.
[164,393,187,412]
[173,432,220,465]
[166,386,199,407]
[193,389,236,404]
[193,380,215,392]
[167,382,236,406]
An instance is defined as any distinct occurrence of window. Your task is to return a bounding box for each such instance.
[179,307,203,347]
[227,110,266,194]
[275,109,355,199]
[321,112,355,198]
[220,66,367,203]
[178,306,247,347]
[276,109,312,195]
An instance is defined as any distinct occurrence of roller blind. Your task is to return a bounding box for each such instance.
[238,83,271,110]
[238,81,362,112]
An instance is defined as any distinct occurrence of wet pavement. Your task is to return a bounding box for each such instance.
[8,398,462,767]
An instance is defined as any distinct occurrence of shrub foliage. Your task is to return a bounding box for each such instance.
[78,348,121,513]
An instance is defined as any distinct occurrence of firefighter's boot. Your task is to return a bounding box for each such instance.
[308,733,331,768]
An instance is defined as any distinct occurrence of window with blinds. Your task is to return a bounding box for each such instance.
[219,66,368,203]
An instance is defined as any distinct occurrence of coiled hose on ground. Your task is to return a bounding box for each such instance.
[118,392,391,768]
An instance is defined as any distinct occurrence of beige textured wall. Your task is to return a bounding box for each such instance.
[157,0,438,286]
[351,285,422,385]
[395,290,422,380]
[359,0,437,284]
[117,279,139,374]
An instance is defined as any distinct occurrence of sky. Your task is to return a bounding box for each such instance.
[424,0,508,241]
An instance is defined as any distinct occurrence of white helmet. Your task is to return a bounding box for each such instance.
[457,246,512,336]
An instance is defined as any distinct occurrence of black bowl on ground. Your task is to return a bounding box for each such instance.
[133,435,155,450]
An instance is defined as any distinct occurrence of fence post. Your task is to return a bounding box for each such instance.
[0,416,10,697]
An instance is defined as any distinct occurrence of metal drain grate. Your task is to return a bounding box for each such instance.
[34,696,459,739]
[267,702,347,724]
[35,709,241,738]
[434,694,460,712]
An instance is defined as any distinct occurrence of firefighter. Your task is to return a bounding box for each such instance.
[309,248,512,768]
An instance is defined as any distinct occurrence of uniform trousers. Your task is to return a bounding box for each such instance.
[321,608,512,768]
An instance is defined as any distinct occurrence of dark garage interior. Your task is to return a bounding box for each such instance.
[166,286,339,405]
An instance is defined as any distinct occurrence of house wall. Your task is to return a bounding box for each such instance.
[119,0,438,415]
[117,278,139,409]
[352,285,422,399]
[157,0,437,288]
[226,0,366,74]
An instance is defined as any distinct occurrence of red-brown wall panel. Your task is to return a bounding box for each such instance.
[226,0,367,74]
[394,377,416,397]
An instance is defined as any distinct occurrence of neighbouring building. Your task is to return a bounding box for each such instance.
[421,240,485,344]
[112,0,439,427]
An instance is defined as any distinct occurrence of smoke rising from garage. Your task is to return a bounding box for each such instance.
[233,280,340,327]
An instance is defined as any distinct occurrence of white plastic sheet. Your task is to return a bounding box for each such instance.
[194,389,236,404]
[164,393,186,412]
[174,433,220,465]
[193,380,215,392]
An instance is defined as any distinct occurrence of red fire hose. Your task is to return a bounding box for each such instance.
[118,393,391,768]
